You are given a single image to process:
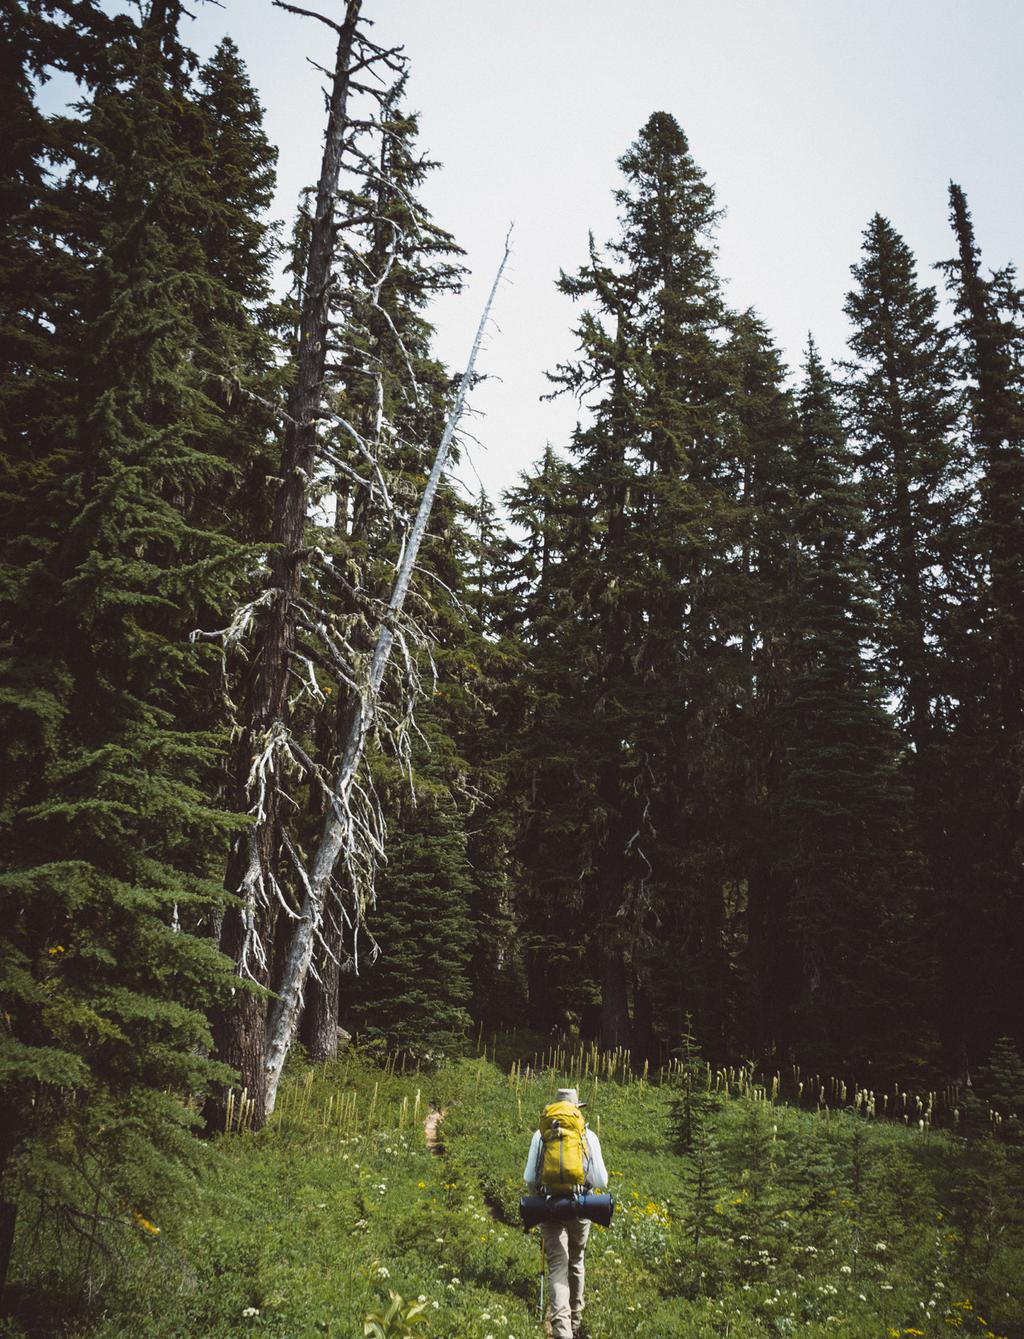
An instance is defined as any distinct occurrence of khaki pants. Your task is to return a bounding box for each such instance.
[541,1219,590,1339]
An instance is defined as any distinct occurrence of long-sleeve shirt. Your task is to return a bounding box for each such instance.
[523,1127,608,1192]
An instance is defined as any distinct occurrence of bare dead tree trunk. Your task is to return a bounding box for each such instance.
[300,112,395,1063]
[208,0,365,1131]
[262,236,512,1112]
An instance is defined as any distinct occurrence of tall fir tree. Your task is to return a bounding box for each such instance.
[940,184,1024,1055]
[725,311,801,1059]
[841,214,960,763]
[840,214,962,1064]
[771,341,928,1074]
[0,1,278,1291]
[538,113,745,1052]
[503,447,595,1033]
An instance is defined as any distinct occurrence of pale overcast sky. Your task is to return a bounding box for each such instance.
[185,3,1024,499]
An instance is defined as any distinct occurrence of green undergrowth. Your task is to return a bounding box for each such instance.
[6,1049,1024,1339]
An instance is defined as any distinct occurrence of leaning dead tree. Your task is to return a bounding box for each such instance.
[204,0,510,1128]
[263,238,511,1112]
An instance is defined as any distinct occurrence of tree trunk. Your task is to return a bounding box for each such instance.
[302,941,341,1062]
[526,940,554,1031]
[210,854,273,1129]
[599,941,631,1052]
[207,1,363,1132]
[631,968,655,1062]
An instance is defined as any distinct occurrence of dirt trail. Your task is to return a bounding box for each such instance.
[424,1104,553,1333]
[424,1106,446,1155]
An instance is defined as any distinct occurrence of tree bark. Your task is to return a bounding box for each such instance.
[526,939,554,1031]
[598,937,632,1052]
[301,947,341,1061]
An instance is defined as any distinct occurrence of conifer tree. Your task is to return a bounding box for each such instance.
[455,491,526,1026]
[976,1036,1024,1125]
[940,184,1024,1052]
[348,721,473,1057]
[190,36,280,552]
[0,1,277,1288]
[542,113,744,1051]
[772,342,926,1072]
[840,215,961,1061]
[503,448,594,1031]
[841,214,959,762]
[725,312,800,1057]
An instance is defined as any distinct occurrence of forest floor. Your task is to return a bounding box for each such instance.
[7,1045,1024,1339]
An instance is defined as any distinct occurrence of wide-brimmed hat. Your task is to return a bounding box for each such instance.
[555,1087,584,1106]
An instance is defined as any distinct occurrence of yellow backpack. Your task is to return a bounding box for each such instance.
[538,1100,589,1194]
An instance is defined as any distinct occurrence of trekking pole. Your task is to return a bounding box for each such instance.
[538,1229,545,1320]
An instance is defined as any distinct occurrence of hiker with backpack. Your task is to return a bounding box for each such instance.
[523,1087,608,1339]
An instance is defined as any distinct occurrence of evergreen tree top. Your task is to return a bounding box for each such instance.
[611,111,722,303]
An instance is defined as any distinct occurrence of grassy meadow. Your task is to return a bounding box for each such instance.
[6,1042,1023,1339]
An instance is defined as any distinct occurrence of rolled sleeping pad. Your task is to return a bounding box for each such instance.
[518,1193,615,1230]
